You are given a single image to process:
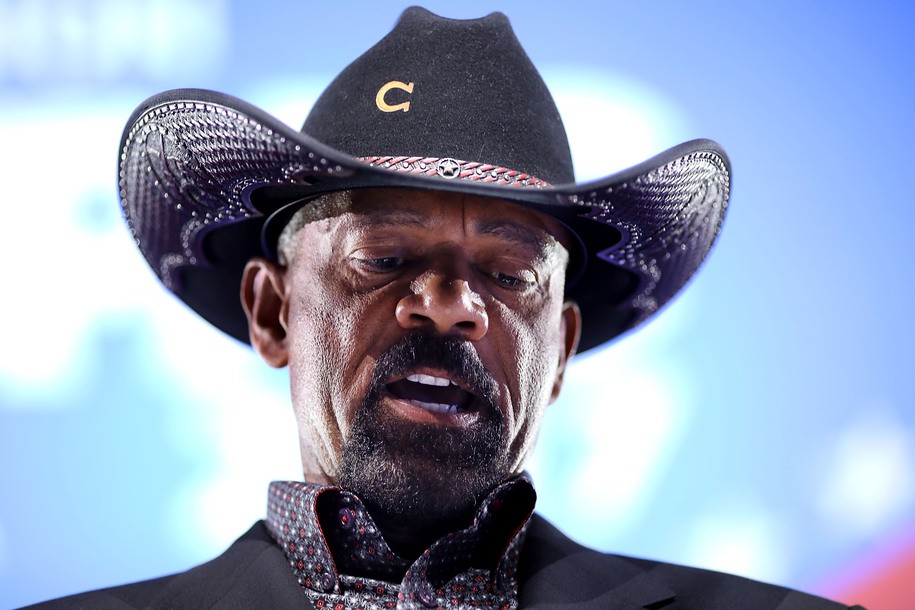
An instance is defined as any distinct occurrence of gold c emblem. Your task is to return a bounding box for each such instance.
[375,80,414,113]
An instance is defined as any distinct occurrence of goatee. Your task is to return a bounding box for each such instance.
[338,332,509,533]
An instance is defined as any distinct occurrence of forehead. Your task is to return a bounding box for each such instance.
[336,188,572,249]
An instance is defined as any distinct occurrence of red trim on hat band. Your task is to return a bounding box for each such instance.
[357,156,550,188]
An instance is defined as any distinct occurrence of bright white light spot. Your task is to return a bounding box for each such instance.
[544,66,692,180]
[566,353,680,519]
[0,105,159,401]
[685,497,791,585]
[146,0,230,81]
[164,360,302,553]
[146,278,303,551]
[243,77,324,130]
[527,296,697,539]
[816,408,915,536]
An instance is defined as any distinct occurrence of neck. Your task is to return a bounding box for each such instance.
[363,501,475,562]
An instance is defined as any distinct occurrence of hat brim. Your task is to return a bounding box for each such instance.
[119,88,730,353]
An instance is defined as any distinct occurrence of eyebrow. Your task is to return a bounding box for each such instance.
[350,206,552,253]
[475,220,550,253]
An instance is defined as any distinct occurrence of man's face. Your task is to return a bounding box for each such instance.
[244,188,579,526]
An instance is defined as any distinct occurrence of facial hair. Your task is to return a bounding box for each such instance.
[338,332,509,532]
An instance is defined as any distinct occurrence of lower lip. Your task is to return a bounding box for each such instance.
[382,394,478,427]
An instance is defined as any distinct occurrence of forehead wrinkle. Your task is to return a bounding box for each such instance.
[454,193,550,255]
[346,191,558,260]
[474,219,552,256]
[348,206,441,231]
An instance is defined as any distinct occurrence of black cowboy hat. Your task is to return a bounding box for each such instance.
[118,6,730,354]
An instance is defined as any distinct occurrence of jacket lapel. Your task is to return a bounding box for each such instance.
[150,522,313,609]
[518,514,675,609]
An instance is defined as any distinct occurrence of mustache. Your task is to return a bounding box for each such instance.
[368,331,499,412]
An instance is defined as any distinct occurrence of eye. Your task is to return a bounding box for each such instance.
[492,269,536,290]
[494,272,523,287]
[350,251,409,275]
[365,256,404,271]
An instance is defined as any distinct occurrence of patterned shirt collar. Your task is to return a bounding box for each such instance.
[266,474,535,609]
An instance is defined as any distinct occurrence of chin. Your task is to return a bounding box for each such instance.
[338,413,510,528]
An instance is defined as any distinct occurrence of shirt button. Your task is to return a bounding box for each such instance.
[338,508,356,529]
[320,571,335,592]
[417,586,438,608]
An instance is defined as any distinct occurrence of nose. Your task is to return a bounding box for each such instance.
[395,270,489,340]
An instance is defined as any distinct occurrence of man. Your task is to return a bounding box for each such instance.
[30,7,861,609]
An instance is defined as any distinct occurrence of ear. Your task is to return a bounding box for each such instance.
[549,300,582,403]
[240,258,290,368]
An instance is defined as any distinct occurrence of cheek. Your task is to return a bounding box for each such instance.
[285,261,393,437]
[495,305,560,471]
[282,264,362,468]
[515,293,569,461]
[287,276,354,407]
[498,294,566,415]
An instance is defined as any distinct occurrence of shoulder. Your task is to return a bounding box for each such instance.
[518,514,864,610]
[19,574,178,610]
[20,521,304,609]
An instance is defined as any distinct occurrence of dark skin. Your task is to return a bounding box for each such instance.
[241,188,581,558]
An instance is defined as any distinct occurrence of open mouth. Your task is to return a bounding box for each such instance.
[385,373,478,415]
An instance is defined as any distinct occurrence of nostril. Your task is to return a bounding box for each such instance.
[395,274,489,338]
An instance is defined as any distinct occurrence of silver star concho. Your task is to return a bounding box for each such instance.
[435,158,461,179]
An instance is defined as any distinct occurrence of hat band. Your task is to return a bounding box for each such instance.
[357,156,550,188]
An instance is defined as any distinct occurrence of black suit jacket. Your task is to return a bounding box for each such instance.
[25,515,863,609]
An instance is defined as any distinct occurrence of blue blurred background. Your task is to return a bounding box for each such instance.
[1,1,913,607]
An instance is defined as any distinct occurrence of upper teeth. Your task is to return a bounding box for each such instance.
[406,373,454,387]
